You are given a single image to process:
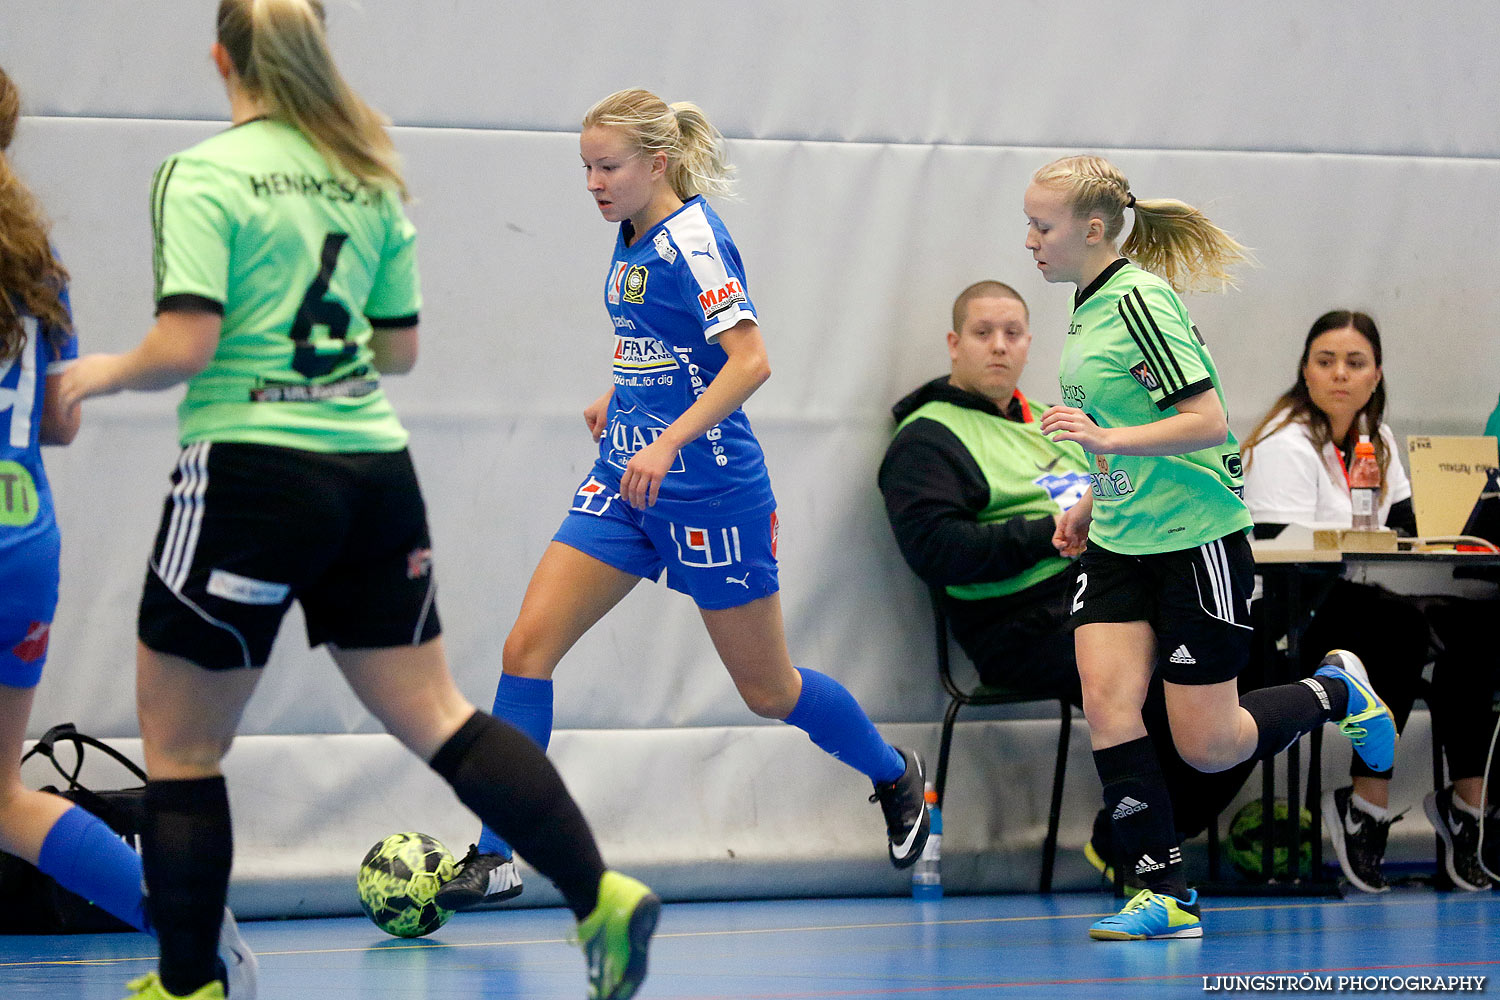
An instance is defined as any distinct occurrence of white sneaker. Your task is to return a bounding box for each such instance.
[218,906,258,999]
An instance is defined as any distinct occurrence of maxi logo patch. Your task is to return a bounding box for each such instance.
[613,336,680,372]
[697,278,746,321]
[623,265,649,304]
[607,261,628,305]
[1129,360,1160,391]
[672,524,742,568]
[571,476,617,516]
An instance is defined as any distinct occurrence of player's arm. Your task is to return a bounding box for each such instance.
[584,386,614,441]
[39,373,80,445]
[58,311,220,410]
[1040,388,1227,457]
[618,318,769,508]
[370,325,418,375]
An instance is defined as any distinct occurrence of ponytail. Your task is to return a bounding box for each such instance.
[0,64,70,363]
[216,0,407,198]
[1032,154,1250,294]
[582,89,736,201]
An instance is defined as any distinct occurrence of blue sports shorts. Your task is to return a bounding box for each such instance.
[552,474,780,611]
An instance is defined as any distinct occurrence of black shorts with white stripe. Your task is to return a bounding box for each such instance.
[138,441,441,669]
[1068,530,1253,685]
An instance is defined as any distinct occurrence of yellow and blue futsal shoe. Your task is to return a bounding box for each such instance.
[122,973,226,1000]
[1089,888,1203,940]
[576,870,661,1000]
[1314,649,1397,774]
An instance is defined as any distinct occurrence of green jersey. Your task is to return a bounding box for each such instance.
[1058,259,1250,554]
[151,118,419,452]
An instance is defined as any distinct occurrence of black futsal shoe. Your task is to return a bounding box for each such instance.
[870,747,931,869]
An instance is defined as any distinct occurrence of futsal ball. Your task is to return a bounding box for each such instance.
[1225,799,1313,879]
[356,832,458,938]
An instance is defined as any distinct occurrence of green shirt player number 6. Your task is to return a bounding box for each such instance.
[151,117,420,453]
[1058,259,1251,555]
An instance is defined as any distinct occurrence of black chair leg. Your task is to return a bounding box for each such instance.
[1039,698,1071,893]
[935,695,964,809]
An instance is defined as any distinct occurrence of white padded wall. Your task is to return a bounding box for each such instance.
[4,3,1498,906]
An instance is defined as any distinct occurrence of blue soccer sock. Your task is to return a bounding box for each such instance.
[477,673,555,858]
[37,804,150,932]
[783,667,904,784]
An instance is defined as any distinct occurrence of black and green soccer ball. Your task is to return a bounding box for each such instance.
[357,832,458,938]
[1225,799,1313,879]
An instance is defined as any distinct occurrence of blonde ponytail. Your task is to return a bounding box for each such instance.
[582,89,736,200]
[217,0,407,198]
[1032,154,1250,293]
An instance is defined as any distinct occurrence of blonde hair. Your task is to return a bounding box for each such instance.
[216,0,406,198]
[1031,154,1250,294]
[582,88,735,201]
[0,64,70,363]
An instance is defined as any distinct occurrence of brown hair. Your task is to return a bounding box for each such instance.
[1031,154,1250,294]
[582,88,735,201]
[951,280,1027,331]
[0,64,70,363]
[1242,310,1393,495]
[216,0,406,197]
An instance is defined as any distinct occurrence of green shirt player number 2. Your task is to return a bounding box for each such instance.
[1058,259,1251,555]
[152,116,419,452]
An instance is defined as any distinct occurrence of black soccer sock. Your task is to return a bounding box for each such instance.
[1093,737,1188,899]
[429,711,606,920]
[141,776,233,997]
[1240,678,1345,761]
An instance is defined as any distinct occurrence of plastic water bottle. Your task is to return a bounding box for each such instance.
[1349,435,1380,531]
[912,783,942,900]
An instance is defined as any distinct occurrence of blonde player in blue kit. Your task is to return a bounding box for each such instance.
[438,88,930,908]
[1025,154,1398,940]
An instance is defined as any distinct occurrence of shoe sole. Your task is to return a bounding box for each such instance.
[1089,925,1203,941]
[1321,790,1388,895]
[1423,793,1493,893]
[1321,651,1397,773]
[434,880,524,911]
[604,892,661,1000]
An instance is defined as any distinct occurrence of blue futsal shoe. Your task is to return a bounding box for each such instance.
[1089,888,1202,940]
[1313,650,1397,774]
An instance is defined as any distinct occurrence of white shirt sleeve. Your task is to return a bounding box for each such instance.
[1243,418,1325,523]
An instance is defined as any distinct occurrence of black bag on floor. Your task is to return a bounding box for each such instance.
[0,722,146,933]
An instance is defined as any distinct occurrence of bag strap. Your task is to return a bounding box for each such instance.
[21,723,149,790]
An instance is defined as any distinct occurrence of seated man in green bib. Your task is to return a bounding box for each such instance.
[878,279,1257,883]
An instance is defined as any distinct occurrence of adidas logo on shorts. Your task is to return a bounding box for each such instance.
[1113,796,1148,820]
[1169,644,1197,665]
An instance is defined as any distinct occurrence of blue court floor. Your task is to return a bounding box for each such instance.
[3,889,1497,999]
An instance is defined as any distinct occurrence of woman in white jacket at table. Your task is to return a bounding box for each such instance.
[1242,309,1495,895]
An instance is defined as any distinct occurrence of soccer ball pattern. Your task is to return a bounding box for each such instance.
[1225,799,1313,880]
[357,832,458,938]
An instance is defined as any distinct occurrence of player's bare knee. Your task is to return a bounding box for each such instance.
[500,628,554,679]
[738,683,796,720]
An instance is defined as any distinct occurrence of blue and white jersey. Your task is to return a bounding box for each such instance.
[0,287,76,608]
[593,196,775,524]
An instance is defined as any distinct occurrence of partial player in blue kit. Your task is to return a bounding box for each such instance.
[438,88,930,909]
[0,63,257,996]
